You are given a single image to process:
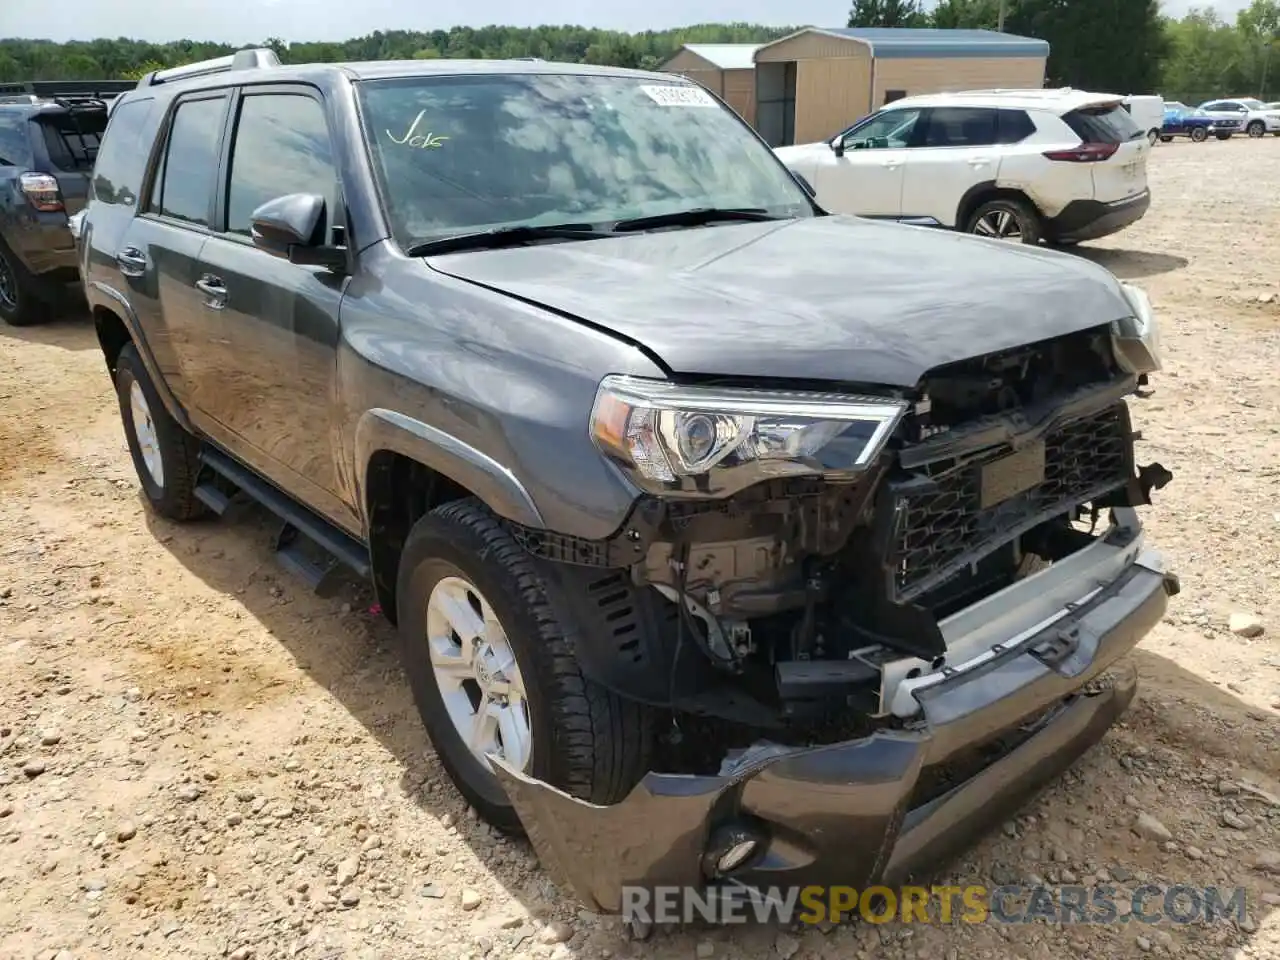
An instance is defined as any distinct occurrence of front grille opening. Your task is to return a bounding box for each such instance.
[888,404,1131,606]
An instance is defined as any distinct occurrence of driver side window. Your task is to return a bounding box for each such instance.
[841,108,922,151]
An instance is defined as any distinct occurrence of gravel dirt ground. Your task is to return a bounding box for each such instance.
[1,137,1278,960]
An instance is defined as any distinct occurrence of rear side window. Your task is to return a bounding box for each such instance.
[92,97,159,207]
[1062,104,1143,144]
[151,95,227,227]
[921,107,998,147]
[0,112,32,168]
[38,108,109,172]
[995,109,1035,143]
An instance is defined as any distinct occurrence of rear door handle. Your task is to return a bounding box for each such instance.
[968,157,991,166]
[882,159,902,168]
[116,247,147,277]
[195,274,227,309]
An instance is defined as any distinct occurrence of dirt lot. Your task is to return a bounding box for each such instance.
[1,137,1279,960]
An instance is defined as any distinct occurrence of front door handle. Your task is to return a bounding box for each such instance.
[116,247,147,277]
[195,274,227,310]
[968,157,991,166]
[881,159,902,168]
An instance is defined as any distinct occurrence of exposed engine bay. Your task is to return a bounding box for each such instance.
[509,324,1173,761]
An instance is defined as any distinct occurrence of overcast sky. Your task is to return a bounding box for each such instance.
[0,0,1253,44]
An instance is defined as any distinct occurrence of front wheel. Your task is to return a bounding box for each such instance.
[966,197,1043,245]
[1147,129,1159,146]
[1159,135,1173,143]
[396,498,653,832]
[114,343,208,521]
[1247,120,1265,138]
[1215,132,1232,140]
[1190,127,1208,142]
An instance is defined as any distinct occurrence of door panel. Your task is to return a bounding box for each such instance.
[901,107,1002,226]
[811,107,923,218]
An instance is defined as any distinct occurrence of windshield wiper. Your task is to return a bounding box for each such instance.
[405,223,601,257]
[611,207,780,233]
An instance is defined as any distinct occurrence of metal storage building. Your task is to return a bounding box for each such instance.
[752,27,1049,147]
[659,43,762,125]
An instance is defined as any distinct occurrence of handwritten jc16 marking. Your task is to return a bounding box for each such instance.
[386,110,449,149]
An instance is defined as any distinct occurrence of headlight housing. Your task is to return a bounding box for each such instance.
[590,375,907,496]
[1112,281,1162,375]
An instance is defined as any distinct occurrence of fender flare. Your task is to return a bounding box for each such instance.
[353,408,545,530]
[86,280,196,435]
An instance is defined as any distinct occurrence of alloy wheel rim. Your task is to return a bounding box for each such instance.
[1249,123,1264,137]
[129,380,165,487]
[426,576,532,773]
[973,210,1023,241]
[0,255,16,311]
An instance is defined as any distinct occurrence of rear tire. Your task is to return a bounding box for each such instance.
[1190,127,1208,142]
[114,343,208,522]
[1159,135,1173,143]
[1147,129,1159,146]
[966,197,1043,245]
[1215,132,1232,140]
[0,243,48,327]
[396,498,653,832]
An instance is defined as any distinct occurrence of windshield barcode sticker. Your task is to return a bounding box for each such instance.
[641,84,717,107]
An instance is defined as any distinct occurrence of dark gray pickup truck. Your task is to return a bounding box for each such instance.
[79,50,1177,916]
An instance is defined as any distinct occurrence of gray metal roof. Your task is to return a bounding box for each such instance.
[678,43,762,71]
[761,27,1049,60]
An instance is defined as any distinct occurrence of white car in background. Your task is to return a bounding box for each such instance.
[1197,98,1280,137]
[773,88,1151,246]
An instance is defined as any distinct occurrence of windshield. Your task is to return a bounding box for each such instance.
[356,73,814,249]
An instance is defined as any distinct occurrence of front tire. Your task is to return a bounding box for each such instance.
[1147,129,1159,146]
[966,197,1043,245]
[1215,132,1232,140]
[1159,135,1173,143]
[396,498,653,832]
[1190,127,1208,142]
[114,343,208,521]
[1247,120,1265,138]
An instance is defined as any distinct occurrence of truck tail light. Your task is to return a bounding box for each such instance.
[18,172,64,212]
[1042,142,1119,163]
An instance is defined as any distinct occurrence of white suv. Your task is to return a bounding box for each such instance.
[773,88,1151,246]
[1197,98,1280,138]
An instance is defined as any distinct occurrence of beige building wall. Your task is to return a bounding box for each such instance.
[755,32,870,62]
[720,68,757,124]
[870,56,1047,106]
[795,58,873,144]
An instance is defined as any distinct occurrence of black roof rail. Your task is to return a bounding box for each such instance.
[137,48,282,88]
[0,80,136,101]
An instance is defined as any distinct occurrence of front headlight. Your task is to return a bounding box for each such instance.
[590,375,907,495]
[1112,281,1162,375]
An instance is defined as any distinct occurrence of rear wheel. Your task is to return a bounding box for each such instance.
[1159,135,1173,143]
[396,498,653,832]
[1190,127,1208,142]
[1147,129,1159,146]
[114,343,208,521]
[0,243,47,327]
[1215,132,1232,140]
[966,197,1043,245]
[1247,120,1265,138]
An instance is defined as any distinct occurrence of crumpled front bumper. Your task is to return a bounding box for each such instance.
[492,514,1176,914]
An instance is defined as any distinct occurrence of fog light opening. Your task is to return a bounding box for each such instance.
[702,822,766,878]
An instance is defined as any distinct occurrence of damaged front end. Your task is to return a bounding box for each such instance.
[501,322,1177,913]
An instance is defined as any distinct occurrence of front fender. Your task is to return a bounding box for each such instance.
[353,408,545,530]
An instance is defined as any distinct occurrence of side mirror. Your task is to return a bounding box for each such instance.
[830,136,845,158]
[250,193,347,271]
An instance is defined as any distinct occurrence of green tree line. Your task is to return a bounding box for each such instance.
[0,2,1276,105]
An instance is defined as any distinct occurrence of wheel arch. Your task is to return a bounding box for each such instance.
[955,181,1037,233]
[355,409,547,624]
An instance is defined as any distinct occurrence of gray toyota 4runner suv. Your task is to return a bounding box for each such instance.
[81,50,1177,914]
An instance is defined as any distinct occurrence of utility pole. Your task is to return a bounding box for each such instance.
[997,0,1007,32]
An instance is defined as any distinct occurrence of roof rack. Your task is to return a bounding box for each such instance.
[0,80,136,103]
[138,48,281,88]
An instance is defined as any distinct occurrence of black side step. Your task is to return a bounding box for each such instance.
[197,446,371,595]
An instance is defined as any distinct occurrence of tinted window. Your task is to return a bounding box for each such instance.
[0,112,32,167]
[921,107,997,147]
[357,75,814,248]
[225,94,336,238]
[154,96,226,226]
[92,98,158,206]
[996,109,1036,143]
[1063,104,1142,144]
[1201,101,1224,111]
[39,110,109,172]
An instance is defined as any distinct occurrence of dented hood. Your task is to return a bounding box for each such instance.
[426,215,1135,387]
